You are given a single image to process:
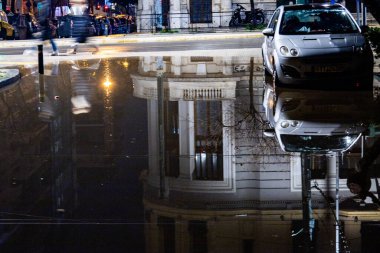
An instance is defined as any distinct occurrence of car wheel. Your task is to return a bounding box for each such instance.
[267,89,277,126]
[273,69,283,88]
[262,52,272,76]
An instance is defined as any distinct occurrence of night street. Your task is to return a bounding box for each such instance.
[0,2,380,252]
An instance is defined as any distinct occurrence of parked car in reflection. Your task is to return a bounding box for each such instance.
[0,10,15,39]
[262,4,373,90]
[262,85,373,153]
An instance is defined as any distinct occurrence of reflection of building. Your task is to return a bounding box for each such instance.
[0,64,77,242]
[134,56,380,252]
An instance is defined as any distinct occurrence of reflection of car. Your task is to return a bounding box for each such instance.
[261,4,373,90]
[262,86,372,153]
[0,10,15,40]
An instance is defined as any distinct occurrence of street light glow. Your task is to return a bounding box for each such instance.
[103,80,112,87]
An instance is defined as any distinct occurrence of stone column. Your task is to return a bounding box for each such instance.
[169,0,181,29]
[171,56,182,76]
[147,99,161,188]
[222,56,233,75]
[220,0,232,27]
[138,0,153,32]
[179,101,195,180]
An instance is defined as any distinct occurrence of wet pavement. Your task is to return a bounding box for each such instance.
[0,54,379,253]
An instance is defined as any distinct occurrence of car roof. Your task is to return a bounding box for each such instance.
[282,3,344,10]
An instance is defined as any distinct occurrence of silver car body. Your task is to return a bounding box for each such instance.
[262,86,373,152]
[262,4,373,90]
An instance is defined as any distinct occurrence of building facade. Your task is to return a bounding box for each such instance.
[136,0,277,32]
[132,55,380,252]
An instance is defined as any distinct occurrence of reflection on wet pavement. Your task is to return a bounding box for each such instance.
[0,56,379,252]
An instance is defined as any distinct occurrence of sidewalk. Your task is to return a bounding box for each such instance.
[0,29,264,67]
[0,30,264,49]
[0,28,378,91]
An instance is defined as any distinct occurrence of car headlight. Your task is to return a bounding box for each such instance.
[291,121,299,127]
[280,121,290,128]
[280,46,289,55]
[279,46,299,57]
[290,48,298,56]
[280,120,299,128]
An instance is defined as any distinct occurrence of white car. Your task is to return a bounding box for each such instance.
[262,4,373,90]
[262,86,373,152]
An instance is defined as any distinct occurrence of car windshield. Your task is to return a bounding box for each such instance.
[280,134,359,152]
[279,8,359,35]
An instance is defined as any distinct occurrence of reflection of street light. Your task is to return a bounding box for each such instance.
[121,61,129,69]
[103,80,112,88]
[102,59,113,154]
[102,59,113,92]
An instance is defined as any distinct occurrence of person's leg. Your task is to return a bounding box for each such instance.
[50,38,58,55]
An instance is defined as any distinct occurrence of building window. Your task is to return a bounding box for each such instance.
[190,0,212,23]
[165,101,179,177]
[158,216,176,253]
[189,220,208,253]
[193,101,223,180]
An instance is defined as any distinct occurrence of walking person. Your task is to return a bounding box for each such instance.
[69,2,99,54]
[42,18,59,56]
[38,0,59,55]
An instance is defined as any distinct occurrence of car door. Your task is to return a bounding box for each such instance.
[263,9,281,74]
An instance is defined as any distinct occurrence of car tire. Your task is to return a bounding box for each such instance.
[273,68,283,88]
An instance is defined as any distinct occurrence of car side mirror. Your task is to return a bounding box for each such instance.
[263,129,275,137]
[262,28,275,36]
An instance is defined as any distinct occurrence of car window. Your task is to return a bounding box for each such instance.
[268,9,280,30]
[279,8,359,35]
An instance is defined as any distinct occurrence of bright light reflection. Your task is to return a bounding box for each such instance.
[103,80,112,87]
[121,61,129,69]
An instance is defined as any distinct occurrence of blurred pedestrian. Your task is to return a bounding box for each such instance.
[69,5,99,54]
[42,18,59,56]
[38,0,59,55]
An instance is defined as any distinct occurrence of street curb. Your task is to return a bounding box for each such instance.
[0,69,20,87]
